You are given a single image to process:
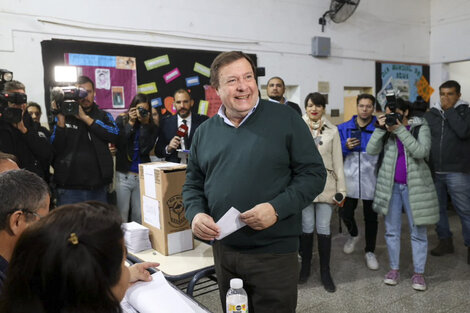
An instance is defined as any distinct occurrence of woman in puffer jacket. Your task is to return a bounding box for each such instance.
[366,98,438,292]
[298,92,346,293]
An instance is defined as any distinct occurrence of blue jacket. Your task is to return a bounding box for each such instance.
[337,116,379,200]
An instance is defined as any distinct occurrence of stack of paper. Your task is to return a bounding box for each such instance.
[122,222,152,253]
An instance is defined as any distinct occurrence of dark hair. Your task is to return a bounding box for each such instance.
[267,76,285,88]
[386,97,410,117]
[129,93,149,111]
[357,93,376,105]
[77,75,95,91]
[0,169,49,231]
[0,202,124,313]
[210,51,257,89]
[27,102,42,113]
[439,80,461,94]
[304,92,326,108]
[410,96,429,117]
[4,80,25,92]
[173,88,191,99]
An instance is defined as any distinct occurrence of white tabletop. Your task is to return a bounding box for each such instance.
[130,240,214,277]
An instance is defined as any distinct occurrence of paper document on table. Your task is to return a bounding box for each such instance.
[125,271,195,313]
[216,207,246,240]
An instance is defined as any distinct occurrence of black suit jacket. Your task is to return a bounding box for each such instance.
[286,101,302,116]
[155,113,209,162]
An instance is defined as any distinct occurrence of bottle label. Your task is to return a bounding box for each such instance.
[228,303,247,313]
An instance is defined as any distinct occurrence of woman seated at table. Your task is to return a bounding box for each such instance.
[0,201,158,312]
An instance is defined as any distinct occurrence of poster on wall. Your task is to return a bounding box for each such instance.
[375,62,430,110]
[65,53,137,118]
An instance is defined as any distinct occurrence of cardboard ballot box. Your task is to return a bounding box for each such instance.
[139,162,194,256]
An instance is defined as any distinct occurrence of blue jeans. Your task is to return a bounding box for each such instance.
[301,202,332,235]
[115,171,141,223]
[434,172,470,246]
[56,186,108,206]
[385,183,428,274]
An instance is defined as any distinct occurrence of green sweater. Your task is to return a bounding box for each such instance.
[183,100,326,253]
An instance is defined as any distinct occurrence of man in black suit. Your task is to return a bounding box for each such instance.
[266,76,302,116]
[155,89,208,163]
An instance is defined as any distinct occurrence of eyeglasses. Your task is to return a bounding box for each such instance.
[7,208,44,220]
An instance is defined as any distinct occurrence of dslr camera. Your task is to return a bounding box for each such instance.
[384,90,403,126]
[0,69,27,124]
[51,86,88,116]
[137,107,149,118]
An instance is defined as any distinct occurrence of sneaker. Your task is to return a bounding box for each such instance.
[365,252,379,270]
[343,235,360,254]
[384,269,399,286]
[411,274,427,291]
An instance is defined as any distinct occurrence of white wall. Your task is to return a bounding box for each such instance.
[430,0,470,104]
[1,0,432,123]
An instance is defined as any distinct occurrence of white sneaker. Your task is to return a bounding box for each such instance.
[365,252,379,270]
[343,235,360,254]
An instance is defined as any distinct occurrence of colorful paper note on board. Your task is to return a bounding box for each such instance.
[416,75,434,102]
[193,62,210,78]
[185,76,200,87]
[151,97,163,108]
[198,100,209,115]
[144,55,170,71]
[164,96,176,114]
[163,68,181,84]
[204,85,222,117]
[138,82,158,94]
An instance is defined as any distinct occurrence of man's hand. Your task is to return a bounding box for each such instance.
[13,119,28,134]
[240,202,278,231]
[346,138,360,150]
[167,136,181,153]
[128,262,160,283]
[76,105,94,126]
[191,213,220,241]
[51,100,66,127]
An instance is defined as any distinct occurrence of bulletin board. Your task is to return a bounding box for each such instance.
[41,39,257,123]
[375,61,430,111]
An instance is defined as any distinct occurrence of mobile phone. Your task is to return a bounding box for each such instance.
[350,130,361,142]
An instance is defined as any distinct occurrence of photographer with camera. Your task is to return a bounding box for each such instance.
[50,75,119,205]
[115,93,159,223]
[367,96,439,291]
[155,89,208,163]
[0,80,52,181]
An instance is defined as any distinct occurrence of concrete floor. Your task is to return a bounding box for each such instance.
[195,208,470,313]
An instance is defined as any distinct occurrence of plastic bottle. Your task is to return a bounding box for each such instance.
[226,278,248,313]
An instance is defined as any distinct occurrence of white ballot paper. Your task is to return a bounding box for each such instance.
[123,271,195,313]
[216,207,246,240]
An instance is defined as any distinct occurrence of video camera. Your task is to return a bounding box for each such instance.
[384,90,403,126]
[0,69,27,124]
[51,86,87,116]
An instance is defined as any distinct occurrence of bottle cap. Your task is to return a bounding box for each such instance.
[230,278,243,289]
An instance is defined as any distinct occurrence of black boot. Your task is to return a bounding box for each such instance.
[299,233,313,284]
[430,238,454,256]
[317,234,336,293]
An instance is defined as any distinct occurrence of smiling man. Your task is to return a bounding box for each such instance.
[183,51,326,313]
[155,89,208,163]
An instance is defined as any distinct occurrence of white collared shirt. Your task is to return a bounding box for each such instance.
[268,97,288,105]
[217,99,259,127]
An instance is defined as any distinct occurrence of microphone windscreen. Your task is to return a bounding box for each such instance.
[176,124,188,137]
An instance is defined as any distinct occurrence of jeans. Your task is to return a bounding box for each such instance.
[301,202,332,235]
[115,171,141,223]
[341,197,378,252]
[434,172,470,246]
[56,186,108,206]
[213,241,298,313]
[385,183,428,274]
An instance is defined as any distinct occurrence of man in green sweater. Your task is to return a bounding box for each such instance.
[183,51,326,313]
